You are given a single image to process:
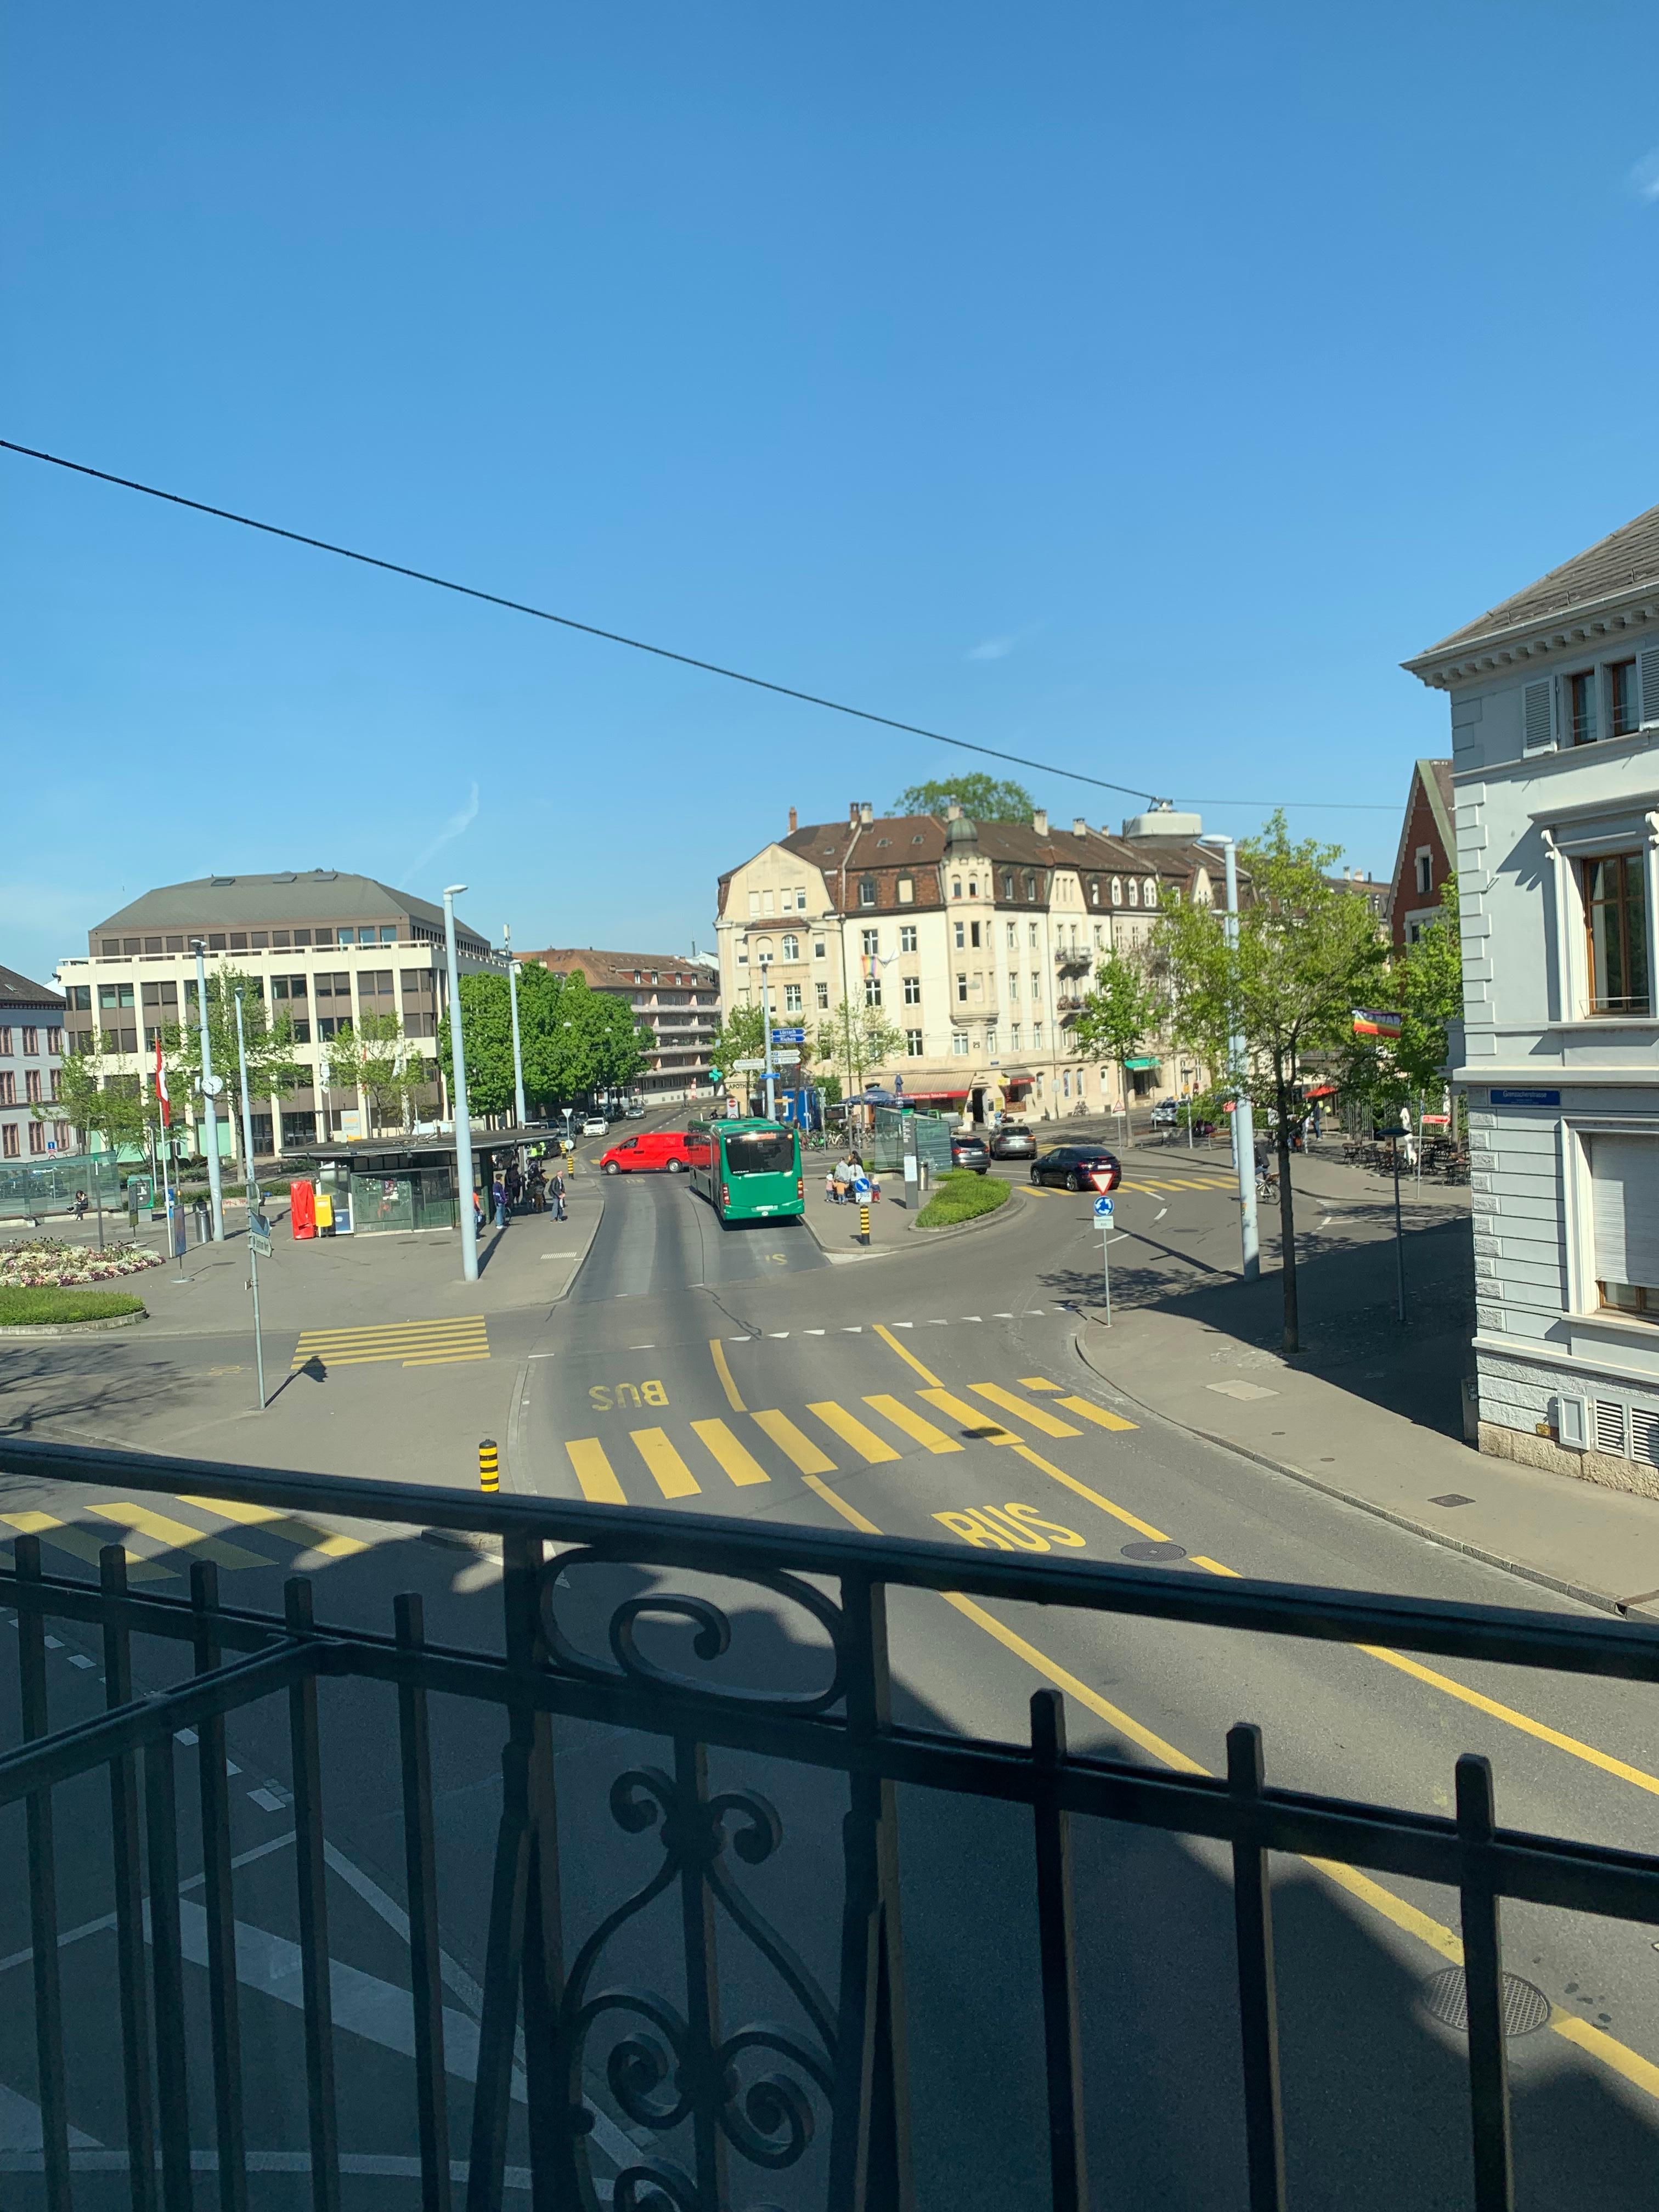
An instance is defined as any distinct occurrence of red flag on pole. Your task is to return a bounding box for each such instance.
[154,1036,171,1128]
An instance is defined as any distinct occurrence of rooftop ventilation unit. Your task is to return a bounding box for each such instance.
[312,868,338,881]
[1121,802,1203,840]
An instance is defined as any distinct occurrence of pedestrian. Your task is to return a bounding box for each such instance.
[529,1165,546,1213]
[1311,1101,1324,1141]
[505,1164,522,1212]
[823,1169,837,1205]
[492,1175,508,1230]
[473,1186,486,1235]
[550,1165,567,1222]
[72,1189,88,1224]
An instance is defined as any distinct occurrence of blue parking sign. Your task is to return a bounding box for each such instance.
[1093,1194,1114,1218]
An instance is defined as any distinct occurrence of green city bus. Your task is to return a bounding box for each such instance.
[686,1118,804,1224]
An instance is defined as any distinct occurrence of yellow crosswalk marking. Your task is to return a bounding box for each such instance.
[916,1389,1018,1444]
[1019,1376,1063,1391]
[969,1383,1081,1438]
[1057,1395,1137,1432]
[1,1511,174,1580]
[690,1419,771,1487]
[567,1438,626,1503]
[806,1402,901,1465]
[862,1395,962,1454]
[631,1427,701,1500]
[89,1504,270,1572]
[181,1496,368,1558]
[399,1350,493,1368]
[751,1410,837,1474]
[872,1324,943,1389]
[291,1317,489,1370]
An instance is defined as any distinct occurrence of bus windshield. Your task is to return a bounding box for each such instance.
[723,1130,796,1177]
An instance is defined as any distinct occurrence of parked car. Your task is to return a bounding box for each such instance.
[949,1133,991,1174]
[1030,1145,1121,1193]
[988,1123,1036,1160]
[582,1115,609,1137]
[1149,1101,1178,1128]
[599,1131,691,1175]
[624,1101,647,1119]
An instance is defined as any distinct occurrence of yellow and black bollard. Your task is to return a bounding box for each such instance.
[478,1437,500,1493]
[859,1203,871,1248]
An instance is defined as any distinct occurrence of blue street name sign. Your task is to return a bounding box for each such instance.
[770,1027,806,1045]
[1093,1194,1114,1218]
[1489,1088,1561,1108]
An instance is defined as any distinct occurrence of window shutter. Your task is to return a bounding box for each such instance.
[1590,1135,1659,1292]
[1639,646,1659,728]
[1523,679,1554,752]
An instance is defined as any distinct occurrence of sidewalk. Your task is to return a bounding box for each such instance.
[1074,1252,1659,1620]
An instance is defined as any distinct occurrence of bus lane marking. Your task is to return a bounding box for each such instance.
[588,1381,669,1412]
[872,1324,941,1388]
[709,1339,747,1412]
[934,1504,1087,1551]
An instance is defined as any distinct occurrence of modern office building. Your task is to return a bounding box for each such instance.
[0,966,69,1161]
[523,949,721,1104]
[57,871,498,1155]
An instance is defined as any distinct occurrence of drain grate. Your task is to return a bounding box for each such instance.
[1120,1541,1188,1562]
[1421,1967,1551,2037]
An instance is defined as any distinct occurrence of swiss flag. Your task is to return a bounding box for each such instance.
[154,1036,171,1128]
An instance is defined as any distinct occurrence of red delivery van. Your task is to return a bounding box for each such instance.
[598,1132,692,1176]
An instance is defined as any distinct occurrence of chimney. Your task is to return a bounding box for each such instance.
[788,806,798,834]
[1032,808,1049,836]
[1073,816,1088,836]
[945,800,962,821]
[860,801,874,826]
[850,802,861,826]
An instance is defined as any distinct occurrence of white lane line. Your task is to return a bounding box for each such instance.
[961,1315,982,1322]
[767,1332,790,1339]
[0,1831,299,1977]
[1154,1206,1167,1221]
[841,1326,862,1333]
[729,1335,751,1342]
[994,1312,1013,1318]
[805,1328,826,1335]
[527,1352,558,1360]
[322,1841,482,2016]
[927,1319,949,1326]
[891,1322,914,1330]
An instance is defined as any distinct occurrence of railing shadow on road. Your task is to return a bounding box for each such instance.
[0,1439,1652,2207]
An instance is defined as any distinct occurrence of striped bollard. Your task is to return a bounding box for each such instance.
[478,1438,499,1493]
[859,1204,871,1248]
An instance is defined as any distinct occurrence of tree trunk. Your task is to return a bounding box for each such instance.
[1275,1056,1299,1355]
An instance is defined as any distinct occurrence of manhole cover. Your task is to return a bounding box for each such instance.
[1421,1968,1551,2038]
[1121,1541,1188,1562]
[1429,1493,1475,1509]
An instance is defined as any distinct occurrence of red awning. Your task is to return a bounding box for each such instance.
[1304,1084,1338,1099]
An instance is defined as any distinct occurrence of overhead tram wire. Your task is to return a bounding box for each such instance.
[0,436,1395,813]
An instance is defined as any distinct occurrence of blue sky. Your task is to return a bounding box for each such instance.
[5,1,1659,983]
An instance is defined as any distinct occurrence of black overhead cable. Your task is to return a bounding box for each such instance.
[1,437,1395,814]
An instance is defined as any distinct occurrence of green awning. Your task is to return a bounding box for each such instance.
[1124,1056,1161,1070]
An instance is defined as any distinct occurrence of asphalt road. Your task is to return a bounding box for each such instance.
[3,1147,1659,2205]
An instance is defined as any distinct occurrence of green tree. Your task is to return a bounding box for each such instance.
[40,1047,153,1159]
[817,1000,906,1094]
[1342,878,1464,1122]
[320,1012,435,1132]
[709,1000,768,1080]
[1071,947,1163,1123]
[890,775,1035,823]
[162,968,308,1171]
[439,966,650,1116]
[1154,813,1386,1352]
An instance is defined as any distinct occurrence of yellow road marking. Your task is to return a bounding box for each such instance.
[873,1323,942,1389]
[292,1319,487,1344]
[917,1389,1018,1444]
[1011,1445,1170,1541]
[709,1339,746,1412]
[399,1350,493,1368]
[1019,1376,1063,1391]
[691,1418,772,1487]
[566,1437,626,1504]
[862,1395,963,1454]
[751,1410,837,1474]
[88,1504,270,1572]
[808,1402,901,1464]
[180,1497,367,1559]
[970,1382,1081,1438]
[631,1427,700,1500]
[1057,1395,1137,1432]
[1,1512,173,1580]
[824,1502,1659,2107]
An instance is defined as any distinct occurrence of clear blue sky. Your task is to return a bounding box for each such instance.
[5,2,1658,984]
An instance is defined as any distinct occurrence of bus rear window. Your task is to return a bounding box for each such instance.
[724,1131,795,1176]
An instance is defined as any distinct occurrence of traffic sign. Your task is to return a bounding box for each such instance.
[770,1027,805,1045]
[775,1050,801,1065]
[248,1226,273,1259]
[1093,1194,1114,1219]
[732,1057,766,1072]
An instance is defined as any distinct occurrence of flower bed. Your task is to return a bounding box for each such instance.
[0,1238,163,1289]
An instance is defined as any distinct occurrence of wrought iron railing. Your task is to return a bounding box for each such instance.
[1,1435,1658,2210]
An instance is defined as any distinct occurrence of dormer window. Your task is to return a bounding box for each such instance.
[1002,871,1014,897]
[858,876,877,908]
[1128,879,1139,907]
[1024,872,1036,900]
[1089,878,1101,906]
[1111,878,1122,906]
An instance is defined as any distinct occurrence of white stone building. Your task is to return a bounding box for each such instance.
[1406,504,1659,1493]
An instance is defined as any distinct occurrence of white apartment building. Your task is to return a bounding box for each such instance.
[715,802,1229,1119]
[1406,503,1659,1495]
[524,948,720,1104]
[56,870,498,1156]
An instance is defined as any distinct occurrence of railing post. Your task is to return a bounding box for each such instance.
[1227,1723,1286,2212]
[16,1534,71,2212]
[396,1594,453,2212]
[144,1726,194,2212]
[193,1559,248,2212]
[286,1577,341,2212]
[101,1543,158,2212]
[828,1570,913,2212]
[1457,1753,1514,2212]
[1031,1689,1087,2212]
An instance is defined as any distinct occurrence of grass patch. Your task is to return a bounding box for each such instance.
[0,1286,147,1326]
[915,1170,1012,1230]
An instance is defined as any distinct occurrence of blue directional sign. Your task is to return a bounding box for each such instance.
[1093,1194,1115,1219]
[770,1026,806,1045]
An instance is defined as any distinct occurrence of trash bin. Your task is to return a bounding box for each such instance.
[1461,1375,1481,1447]
[192,1198,210,1245]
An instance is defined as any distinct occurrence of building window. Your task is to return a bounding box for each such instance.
[861,928,879,956]
[1010,1023,1022,1049]
[753,939,774,967]
[816,981,830,1009]
[1415,848,1432,896]
[1592,1134,1659,1320]
[47,1029,62,1055]
[1568,669,1599,747]
[970,921,981,949]
[1089,878,1101,906]
[1031,972,1042,1001]
[903,974,921,1005]
[66,988,90,1013]
[1111,878,1122,905]
[748,893,760,919]
[1127,879,1139,907]
[21,1028,38,1055]
[1609,660,1640,740]
[1002,871,1014,898]
[898,878,915,905]
[865,977,883,1008]
[1029,923,1039,947]
[1008,972,1019,998]
[954,921,966,950]
[1005,923,1016,949]
[956,973,968,1004]
[25,1070,42,1103]
[1032,1023,1043,1049]
[28,1122,44,1155]
[0,1073,13,1103]
[813,938,826,960]
[859,877,877,908]
[905,1029,923,1056]
[986,1028,999,1055]
[782,934,800,962]
[969,878,978,898]
[951,1031,969,1058]
[784,984,803,1013]
[952,879,962,899]
[1024,872,1037,900]
[1582,855,1651,1015]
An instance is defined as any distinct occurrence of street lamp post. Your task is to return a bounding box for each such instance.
[234,991,267,1411]
[1201,834,1259,1282]
[191,940,226,1242]
[504,924,527,1130]
[760,958,776,1121]
[444,887,479,1284]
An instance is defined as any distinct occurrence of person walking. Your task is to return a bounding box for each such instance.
[491,1175,508,1230]
[550,1164,567,1222]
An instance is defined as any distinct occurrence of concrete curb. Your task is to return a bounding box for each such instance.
[908,1182,1028,1240]
[1070,1327,1650,1623]
[0,1307,149,1338]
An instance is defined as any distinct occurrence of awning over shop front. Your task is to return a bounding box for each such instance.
[1124,1056,1161,1071]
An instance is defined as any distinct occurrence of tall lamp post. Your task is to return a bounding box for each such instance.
[1201,834,1259,1282]
[191,940,226,1242]
[444,886,479,1284]
[504,925,527,1129]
